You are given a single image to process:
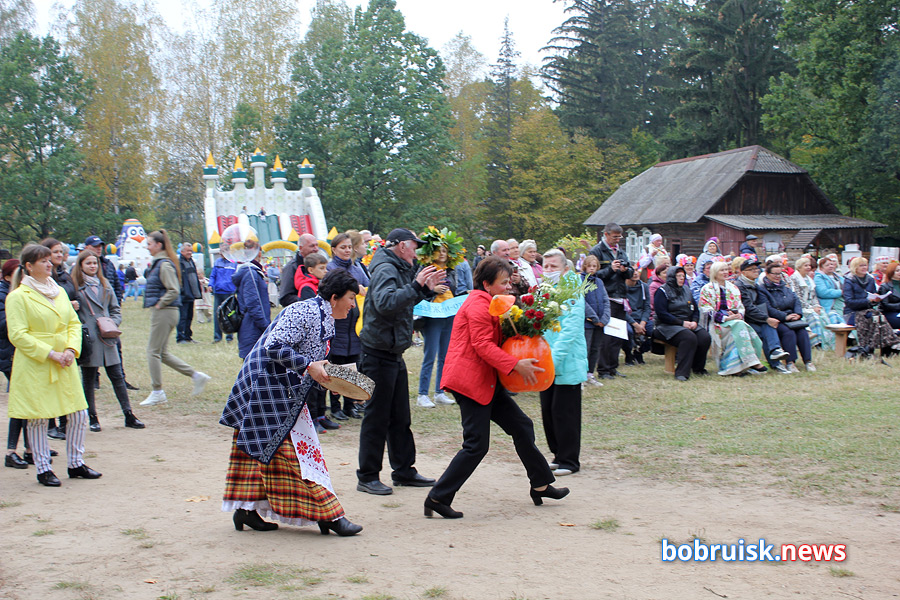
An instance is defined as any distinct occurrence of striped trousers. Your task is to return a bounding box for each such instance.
[26,410,88,474]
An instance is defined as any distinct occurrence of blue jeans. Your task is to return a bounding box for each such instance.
[748,322,783,364]
[418,316,454,395]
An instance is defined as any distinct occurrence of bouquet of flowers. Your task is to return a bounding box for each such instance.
[498,275,595,339]
[416,226,466,268]
[361,236,384,267]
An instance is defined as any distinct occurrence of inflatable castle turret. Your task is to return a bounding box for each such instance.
[203,150,328,257]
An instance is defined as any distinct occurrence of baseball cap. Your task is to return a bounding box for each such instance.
[740,259,762,271]
[85,235,103,247]
[385,228,425,247]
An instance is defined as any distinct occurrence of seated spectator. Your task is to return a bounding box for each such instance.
[814,256,845,317]
[648,264,667,316]
[788,256,835,350]
[639,234,669,270]
[624,268,652,365]
[582,255,609,387]
[690,260,711,304]
[679,255,696,285]
[652,266,711,381]
[877,261,900,330]
[697,238,722,271]
[699,261,765,376]
[843,256,900,357]
[734,260,791,373]
[758,262,814,372]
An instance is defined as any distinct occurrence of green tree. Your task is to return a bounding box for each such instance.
[154,160,205,245]
[663,0,792,157]
[277,0,452,233]
[0,0,33,44]
[64,0,161,216]
[507,108,638,247]
[762,0,899,234]
[0,33,110,246]
[543,0,683,142]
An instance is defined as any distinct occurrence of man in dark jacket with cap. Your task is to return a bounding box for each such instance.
[739,234,760,259]
[356,228,444,495]
[85,236,124,302]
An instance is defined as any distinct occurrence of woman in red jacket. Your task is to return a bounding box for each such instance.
[425,256,569,519]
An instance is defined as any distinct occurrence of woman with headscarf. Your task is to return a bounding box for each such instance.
[639,234,669,270]
[699,261,765,376]
[220,269,363,536]
[5,244,101,486]
[71,250,144,431]
[697,238,723,272]
[517,239,540,288]
[843,257,900,358]
[652,266,711,381]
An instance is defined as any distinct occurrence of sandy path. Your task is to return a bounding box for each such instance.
[1,394,896,600]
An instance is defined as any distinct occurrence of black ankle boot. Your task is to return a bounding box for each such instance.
[233,509,278,531]
[530,484,570,506]
[124,411,145,429]
[424,496,463,519]
[318,516,363,536]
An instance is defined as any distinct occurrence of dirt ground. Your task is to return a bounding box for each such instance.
[1,392,897,600]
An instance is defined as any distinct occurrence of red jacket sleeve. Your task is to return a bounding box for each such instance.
[467,304,519,376]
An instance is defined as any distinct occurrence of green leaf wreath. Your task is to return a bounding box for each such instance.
[416,226,467,268]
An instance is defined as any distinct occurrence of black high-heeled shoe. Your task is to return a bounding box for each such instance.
[318,517,363,536]
[233,509,278,531]
[424,496,463,519]
[530,484,570,506]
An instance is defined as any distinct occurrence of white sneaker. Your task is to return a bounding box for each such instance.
[433,392,455,405]
[769,347,789,361]
[805,362,817,372]
[787,362,800,374]
[140,390,168,406]
[191,372,211,396]
[553,468,574,476]
[586,374,603,387]
[416,394,435,408]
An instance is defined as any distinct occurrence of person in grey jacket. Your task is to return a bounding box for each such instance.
[72,250,144,431]
[356,229,443,496]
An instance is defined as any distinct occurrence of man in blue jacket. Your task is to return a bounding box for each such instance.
[209,253,237,343]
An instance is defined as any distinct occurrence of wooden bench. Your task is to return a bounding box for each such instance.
[825,324,856,358]
[653,339,677,374]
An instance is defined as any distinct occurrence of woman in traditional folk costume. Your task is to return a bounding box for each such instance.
[220,269,363,536]
[699,261,766,376]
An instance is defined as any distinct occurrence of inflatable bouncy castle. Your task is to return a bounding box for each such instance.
[202,150,327,257]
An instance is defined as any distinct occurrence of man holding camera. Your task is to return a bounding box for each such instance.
[589,223,634,379]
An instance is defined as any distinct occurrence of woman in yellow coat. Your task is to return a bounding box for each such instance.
[6,244,102,487]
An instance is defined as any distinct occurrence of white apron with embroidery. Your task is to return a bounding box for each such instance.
[289,404,334,494]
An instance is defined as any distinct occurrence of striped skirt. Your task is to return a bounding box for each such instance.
[223,431,344,527]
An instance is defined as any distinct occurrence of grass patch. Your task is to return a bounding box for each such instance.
[121,527,149,539]
[423,586,449,598]
[0,500,22,509]
[346,574,370,584]
[150,455,166,462]
[33,528,54,536]
[589,518,620,532]
[381,501,402,508]
[54,581,91,590]
[361,594,396,600]
[189,585,216,594]
[829,567,854,577]
[227,563,321,589]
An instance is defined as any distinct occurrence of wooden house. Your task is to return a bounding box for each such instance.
[583,146,885,260]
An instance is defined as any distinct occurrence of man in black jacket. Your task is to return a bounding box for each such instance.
[588,223,634,379]
[278,234,321,307]
[734,260,789,373]
[177,244,203,343]
[356,228,443,495]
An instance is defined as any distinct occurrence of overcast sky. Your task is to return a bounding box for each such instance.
[33,0,569,74]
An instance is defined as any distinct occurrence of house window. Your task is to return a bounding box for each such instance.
[625,229,640,263]
[671,239,682,258]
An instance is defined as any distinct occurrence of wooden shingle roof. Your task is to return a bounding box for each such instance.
[583,146,838,227]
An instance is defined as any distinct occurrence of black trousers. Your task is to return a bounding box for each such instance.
[307,387,326,420]
[81,363,131,417]
[430,387,554,506]
[176,299,194,342]
[658,328,712,379]
[326,353,360,414]
[5,369,28,451]
[539,383,581,472]
[357,349,419,483]
[597,302,627,375]
[584,326,604,374]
